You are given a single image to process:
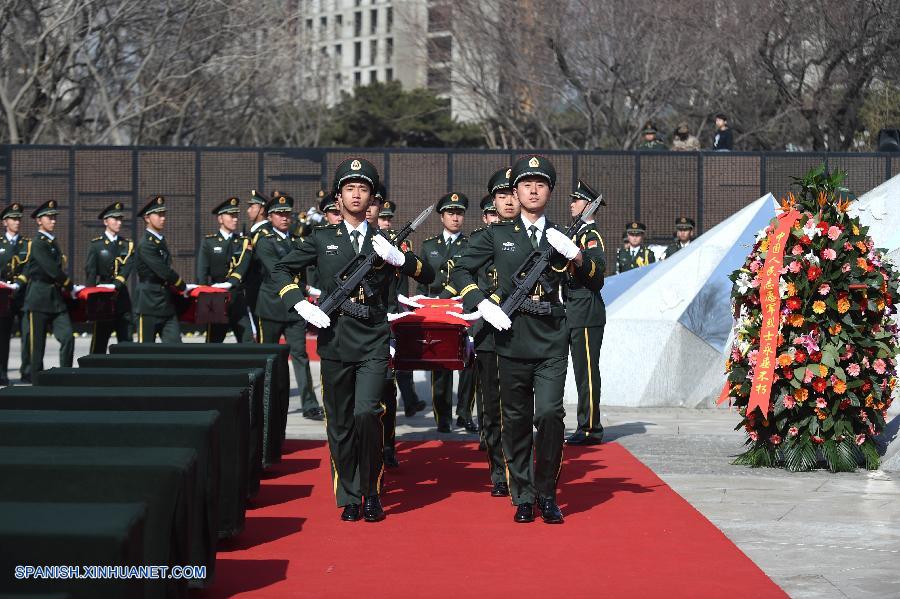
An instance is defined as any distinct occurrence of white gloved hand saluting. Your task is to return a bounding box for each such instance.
[97,283,116,289]
[545,228,580,260]
[212,282,232,289]
[372,234,406,267]
[476,298,512,331]
[294,300,331,329]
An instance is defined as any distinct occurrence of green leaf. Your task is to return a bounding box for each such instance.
[783,439,817,472]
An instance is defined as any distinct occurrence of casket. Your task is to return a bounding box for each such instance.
[390,299,473,370]
[0,284,13,318]
[179,286,230,325]
[69,286,117,322]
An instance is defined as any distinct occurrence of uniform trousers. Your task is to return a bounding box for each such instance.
[27,310,74,373]
[258,318,318,414]
[89,313,133,354]
[430,365,476,424]
[321,356,388,506]
[475,350,505,485]
[497,354,567,505]
[569,325,605,440]
[136,314,181,344]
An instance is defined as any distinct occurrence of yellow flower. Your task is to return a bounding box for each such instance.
[852,225,859,235]
[865,395,874,407]
[837,298,850,313]
[815,408,827,420]
[828,323,842,335]
[786,282,797,297]
[833,380,846,394]
[818,364,828,377]
[794,388,809,403]
[777,354,793,367]
[788,314,805,327]
[856,241,867,252]
[760,239,769,253]
[812,300,826,314]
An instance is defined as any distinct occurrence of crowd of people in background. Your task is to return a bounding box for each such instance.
[636,114,733,151]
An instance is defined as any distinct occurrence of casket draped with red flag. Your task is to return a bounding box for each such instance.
[390,298,473,370]
[0,283,13,318]
[178,285,230,324]
[69,286,117,322]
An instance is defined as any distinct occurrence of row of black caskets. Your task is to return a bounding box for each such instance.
[0,342,291,598]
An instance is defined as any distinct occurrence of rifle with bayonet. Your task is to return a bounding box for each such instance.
[500,194,604,317]
[318,203,435,319]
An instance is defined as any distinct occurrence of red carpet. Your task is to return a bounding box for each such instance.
[201,440,787,598]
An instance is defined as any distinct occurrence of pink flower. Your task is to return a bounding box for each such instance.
[856,433,866,446]
[747,350,759,367]
[847,363,860,377]
[842,263,851,273]
[873,359,886,375]
[792,244,803,256]
[817,283,830,295]
[815,397,827,408]
[827,226,841,240]
[803,368,815,384]
[783,395,796,409]
[769,434,782,445]
[789,261,802,273]
[821,248,837,261]
[811,435,824,444]
[748,431,759,441]
[788,426,799,437]
[843,242,853,251]
[749,261,762,273]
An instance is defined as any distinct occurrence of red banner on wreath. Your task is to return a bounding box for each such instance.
[745,208,800,417]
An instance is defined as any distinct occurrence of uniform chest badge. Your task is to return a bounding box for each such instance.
[587,240,598,249]
[429,250,439,256]
[100,249,110,256]
[326,243,339,255]
[502,241,516,252]
[0,248,5,253]
[213,246,223,253]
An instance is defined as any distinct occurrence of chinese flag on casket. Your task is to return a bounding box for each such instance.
[69,286,117,322]
[390,298,473,371]
[178,285,230,325]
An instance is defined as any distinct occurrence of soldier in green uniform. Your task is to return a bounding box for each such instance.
[451,155,604,524]
[272,157,434,522]
[564,180,608,446]
[616,221,656,273]
[417,193,477,433]
[196,197,254,343]
[133,195,190,343]
[636,121,667,150]
[23,200,75,373]
[664,216,695,258]
[0,203,31,384]
[84,201,134,353]
[254,194,324,421]
[244,190,271,328]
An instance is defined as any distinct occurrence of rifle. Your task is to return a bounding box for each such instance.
[500,195,603,317]
[317,204,435,319]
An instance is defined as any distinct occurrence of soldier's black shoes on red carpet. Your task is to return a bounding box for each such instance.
[303,407,325,421]
[565,431,603,445]
[491,481,509,497]
[383,447,399,468]
[457,416,479,433]
[363,495,385,522]
[537,497,564,524]
[436,417,452,433]
[341,504,361,521]
[514,503,535,523]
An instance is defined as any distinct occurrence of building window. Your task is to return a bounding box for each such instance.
[428,36,452,63]
[320,15,327,29]
[354,41,362,66]
[335,44,342,58]
[427,67,451,93]
[386,37,393,63]
[370,8,378,34]
[305,18,313,31]
[385,68,393,81]
[428,4,451,32]
[354,71,362,86]
[355,0,361,6]
[370,39,377,65]
[335,14,343,35]
[369,70,377,83]
[354,11,362,36]
[386,6,393,32]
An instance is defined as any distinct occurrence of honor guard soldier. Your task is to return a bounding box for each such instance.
[418,192,477,433]
[85,202,135,353]
[254,194,324,421]
[466,168,518,496]
[134,195,191,343]
[244,189,271,323]
[616,221,656,273]
[23,200,76,373]
[306,192,342,293]
[664,216,695,258]
[197,197,254,343]
[452,155,604,524]
[272,158,434,522]
[564,180,607,446]
[636,121,667,150]
[0,203,31,384]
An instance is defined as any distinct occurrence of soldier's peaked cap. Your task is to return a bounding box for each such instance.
[137,196,167,217]
[31,200,59,219]
[213,197,241,215]
[510,155,556,190]
[626,221,647,234]
[98,201,126,220]
[1,203,25,219]
[333,158,380,193]
[488,167,513,195]
[437,192,468,212]
[266,194,294,213]
[675,216,695,229]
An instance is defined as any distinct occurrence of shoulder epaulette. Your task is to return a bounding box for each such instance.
[90,236,103,242]
[470,226,486,234]
[493,219,514,226]
[204,233,217,238]
[424,234,440,242]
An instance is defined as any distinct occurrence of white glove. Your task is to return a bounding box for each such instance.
[212,282,232,289]
[294,300,331,329]
[97,283,116,289]
[446,310,481,322]
[71,284,85,299]
[185,283,199,291]
[306,285,322,298]
[545,228,580,260]
[372,234,406,267]
[477,298,512,331]
[389,338,396,358]
[7,282,19,291]
[398,294,425,308]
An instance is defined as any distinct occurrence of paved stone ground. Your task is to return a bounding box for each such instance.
[10,335,900,599]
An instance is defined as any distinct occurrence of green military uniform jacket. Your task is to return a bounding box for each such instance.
[23,232,71,314]
[664,241,690,258]
[254,228,302,323]
[196,230,251,288]
[637,139,667,150]
[246,221,273,312]
[385,232,413,313]
[133,230,185,317]
[564,222,607,328]
[85,234,134,315]
[616,245,656,273]
[452,227,499,353]
[417,233,468,298]
[451,218,604,360]
[272,224,434,362]
[0,233,30,309]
